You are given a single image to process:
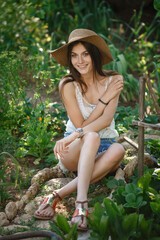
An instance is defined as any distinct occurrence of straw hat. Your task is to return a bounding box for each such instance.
[50,29,113,67]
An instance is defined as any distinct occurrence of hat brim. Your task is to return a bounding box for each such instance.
[50,35,113,67]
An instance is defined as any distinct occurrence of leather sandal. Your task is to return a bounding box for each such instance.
[34,192,62,220]
[71,200,89,231]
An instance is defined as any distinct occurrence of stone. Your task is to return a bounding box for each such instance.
[116,135,125,143]
[41,178,73,193]
[144,152,156,168]
[0,212,9,227]
[114,168,125,181]
[50,165,65,178]
[13,214,32,225]
[26,183,40,199]
[78,230,91,240]
[43,168,52,179]
[31,173,44,184]
[125,156,137,162]
[31,168,51,185]
[2,224,29,232]
[124,157,138,179]
[24,196,44,214]
[5,201,17,220]
[16,200,24,210]
[21,194,29,203]
[121,141,136,151]
[33,220,51,230]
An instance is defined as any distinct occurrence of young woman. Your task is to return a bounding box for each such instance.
[34,29,125,230]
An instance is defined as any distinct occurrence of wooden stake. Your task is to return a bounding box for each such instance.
[132,120,160,131]
[138,77,145,178]
[144,73,160,121]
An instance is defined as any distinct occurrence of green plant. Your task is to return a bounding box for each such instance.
[154,0,160,14]
[0,51,27,129]
[0,152,21,205]
[152,54,160,105]
[50,215,78,240]
[0,0,48,51]
[0,165,12,206]
[15,99,67,166]
[87,170,160,239]
[123,2,160,46]
[145,139,160,163]
[149,169,160,193]
[0,128,16,153]
[112,183,147,215]
[75,0,114,36]
[113,171,159,214]
[0,49,68,166]
[105,44,139,102]
[15,112,55,165]
[48,63,68,89]
[88,198,150,240]
[115,105,139,134]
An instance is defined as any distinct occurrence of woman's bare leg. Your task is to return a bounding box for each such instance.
[35,132,125,221]
[35,132,100,218]
[69,142,125,227]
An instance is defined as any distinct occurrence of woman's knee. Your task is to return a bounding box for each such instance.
[118,143,125,157]
[113,143,125,160]
[83,132,100,147]
[104,143,125,164]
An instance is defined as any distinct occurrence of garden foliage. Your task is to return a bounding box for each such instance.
[50,169,160,239]
[0,0,160,237]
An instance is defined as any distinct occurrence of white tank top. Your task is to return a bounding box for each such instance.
[66,76,119,138]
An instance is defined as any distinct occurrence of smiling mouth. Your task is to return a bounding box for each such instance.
[77,65,87,69]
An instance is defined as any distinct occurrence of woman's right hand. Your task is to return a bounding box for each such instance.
[101,75,123,103]
[54,132,78,160]
[54,138,69,160]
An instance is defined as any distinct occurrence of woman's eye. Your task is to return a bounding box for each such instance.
[83,52,89,56]
[71,53,76,58]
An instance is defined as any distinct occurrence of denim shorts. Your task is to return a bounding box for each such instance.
[97,138,116,155]
[64,132,116,156]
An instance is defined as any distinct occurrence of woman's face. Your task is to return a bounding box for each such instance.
[71,43,93,76]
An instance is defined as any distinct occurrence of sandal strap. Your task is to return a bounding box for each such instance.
[72,208,89,218]
[42,192,62,210]
[76,200,88,209]
[73,200,89,218]
[54,192,62,201]
[76,200,88,204]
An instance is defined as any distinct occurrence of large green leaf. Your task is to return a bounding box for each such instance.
[56,215,70,234]
[154,0,160,11]
[122,213,138,236]
[118,54,127,73]
[150,202,160,218]
[93,202,104,218]
[137,214,152,239]
[137,172,151,192]
[123,183,142,195]
[99,215,109,237]
[49,222,64,239]
[104,198,123,223]
[125,193,136,203]
[66,223,78,240]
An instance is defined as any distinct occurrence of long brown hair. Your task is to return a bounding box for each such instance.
[59,41,118,95]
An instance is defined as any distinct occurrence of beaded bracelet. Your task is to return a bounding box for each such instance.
[98,98,109,106]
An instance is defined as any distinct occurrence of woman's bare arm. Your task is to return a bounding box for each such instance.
[83,94,120,133]
[54,93,120,159]
[60,75,123,128]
